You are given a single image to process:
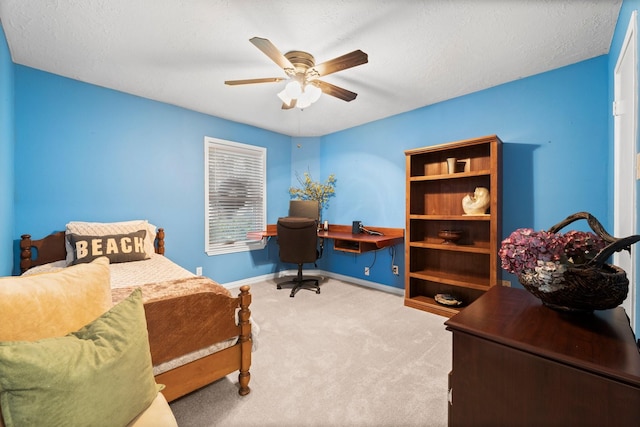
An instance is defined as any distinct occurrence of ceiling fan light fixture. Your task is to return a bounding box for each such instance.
[285,80,302,98]
[296,96,312,109]
[297,90,312,105]
[279,80,321,109]
[277,89,293,106]
[305,83,322,103]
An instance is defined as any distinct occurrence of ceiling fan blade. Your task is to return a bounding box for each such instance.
[281,99,297,110]
[250,37,295,75]
[313,50,368,77]
[316,80,358,102]
[224,77,286,86]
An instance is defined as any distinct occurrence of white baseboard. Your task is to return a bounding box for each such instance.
[223,269,404,296]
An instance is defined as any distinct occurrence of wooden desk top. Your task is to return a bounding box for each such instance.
[445,286,640,386]
[248,223,404,249]
[319,225,404,248]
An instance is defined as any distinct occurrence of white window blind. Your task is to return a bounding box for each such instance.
[204,137,266,255]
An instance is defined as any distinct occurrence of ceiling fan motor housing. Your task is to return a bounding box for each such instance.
[284,51,315,73]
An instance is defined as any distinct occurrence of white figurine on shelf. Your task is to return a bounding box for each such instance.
[462,187,490,215]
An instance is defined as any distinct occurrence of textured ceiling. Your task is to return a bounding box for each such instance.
[0,0,622,137]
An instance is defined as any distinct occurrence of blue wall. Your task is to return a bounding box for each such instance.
[13,66,292,282]
[320,56,609,288]
[291,136,321,187]
[0,23,14,276]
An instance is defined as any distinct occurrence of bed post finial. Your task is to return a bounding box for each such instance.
[156,228,165,255]
[20,234,33,273]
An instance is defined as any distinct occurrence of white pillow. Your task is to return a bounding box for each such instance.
[22,260,67,276]
[65,220,157,264]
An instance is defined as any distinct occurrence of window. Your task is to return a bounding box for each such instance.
[204,137,266,255]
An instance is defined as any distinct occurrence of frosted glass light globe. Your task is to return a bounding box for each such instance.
[277,89,293,107]
[296,95,312,109]
[306,84,322,103]
[285,80,302,98]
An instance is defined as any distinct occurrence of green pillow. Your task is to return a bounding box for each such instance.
[0,288,161,427]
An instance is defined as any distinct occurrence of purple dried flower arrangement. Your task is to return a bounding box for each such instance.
[562,230,607,264]
[498,228,605,275]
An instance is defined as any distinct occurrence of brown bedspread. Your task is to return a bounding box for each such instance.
[111,276,231,306]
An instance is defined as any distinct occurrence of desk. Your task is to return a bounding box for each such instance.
[249,224,404,254]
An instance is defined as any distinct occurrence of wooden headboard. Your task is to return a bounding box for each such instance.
[20,228,165,273]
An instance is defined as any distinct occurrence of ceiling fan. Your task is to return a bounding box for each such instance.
[225,37,368,109]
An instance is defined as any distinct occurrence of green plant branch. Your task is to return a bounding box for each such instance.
[289,171,336,213]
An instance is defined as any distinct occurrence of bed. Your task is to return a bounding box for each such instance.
[19,220,252,402]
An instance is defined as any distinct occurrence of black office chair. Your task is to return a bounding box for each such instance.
[276,217,321,297]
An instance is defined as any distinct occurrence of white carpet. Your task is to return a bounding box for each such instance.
[169,278,452,427]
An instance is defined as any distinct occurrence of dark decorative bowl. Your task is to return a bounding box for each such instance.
[438,229,463,244]
[518,263,629,313]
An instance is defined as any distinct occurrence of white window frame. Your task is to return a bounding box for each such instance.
[204,137,267,255]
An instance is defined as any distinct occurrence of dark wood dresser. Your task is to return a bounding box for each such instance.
[444,286,640,426]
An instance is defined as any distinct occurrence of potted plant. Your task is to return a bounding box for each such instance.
[289,171,336,222]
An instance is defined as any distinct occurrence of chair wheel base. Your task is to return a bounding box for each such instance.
[278,278,320,298]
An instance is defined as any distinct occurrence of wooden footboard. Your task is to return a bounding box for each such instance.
[145,285,252,400]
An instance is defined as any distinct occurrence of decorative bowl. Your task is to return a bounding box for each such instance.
[438,229,463,244]
[518,263,629,312]
[435,293,463,307]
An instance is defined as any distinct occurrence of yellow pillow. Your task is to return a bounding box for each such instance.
[0,257,112,341]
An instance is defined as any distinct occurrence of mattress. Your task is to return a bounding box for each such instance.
[23,253,195,288]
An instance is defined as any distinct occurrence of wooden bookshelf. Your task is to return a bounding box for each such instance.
[404,135,502,317]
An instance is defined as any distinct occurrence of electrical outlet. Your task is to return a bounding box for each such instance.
[392,265,399,275]
[364,267,370,276]
[196,267,202,276]
[501,280,511,287]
